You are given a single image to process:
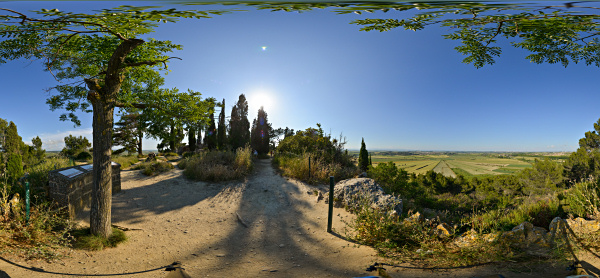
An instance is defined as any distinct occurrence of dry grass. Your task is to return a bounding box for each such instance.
[180,146,253,182]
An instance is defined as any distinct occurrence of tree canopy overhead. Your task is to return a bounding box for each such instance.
[0,5,229,238]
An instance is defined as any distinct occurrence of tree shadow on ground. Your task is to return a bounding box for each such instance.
[77,168,224,226]
[177,159,377,277]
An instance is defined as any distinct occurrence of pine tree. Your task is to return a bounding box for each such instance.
[217,99,226,150]
[113,112,143,155]
[228,94,250,151]
[359,138,369,172]
[250,107,271,155]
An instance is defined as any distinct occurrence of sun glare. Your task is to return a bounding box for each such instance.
[249,90,274,111]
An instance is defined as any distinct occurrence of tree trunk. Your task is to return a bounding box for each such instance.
[137,132,143,156]
[189,127,196,152]
[169,125,175,152]
[89,91,114,238]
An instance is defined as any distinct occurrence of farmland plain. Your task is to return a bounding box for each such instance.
[352,151,567,178]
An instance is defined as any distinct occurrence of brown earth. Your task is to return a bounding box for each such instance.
[0,159,599,277]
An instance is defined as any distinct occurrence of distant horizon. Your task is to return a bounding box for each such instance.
[44,148,574,154]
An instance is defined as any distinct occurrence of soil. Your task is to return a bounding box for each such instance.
[1,159,599,278]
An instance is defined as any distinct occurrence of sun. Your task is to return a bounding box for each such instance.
[249,90,274,111]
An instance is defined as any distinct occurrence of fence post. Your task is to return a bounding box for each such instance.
[327,176,334,233]
[25,179,30,224]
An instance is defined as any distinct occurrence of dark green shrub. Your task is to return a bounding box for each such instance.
[75,151,92,161]
[7,153,23,183]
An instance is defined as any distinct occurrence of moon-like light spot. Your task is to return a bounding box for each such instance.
[261,46,267,51]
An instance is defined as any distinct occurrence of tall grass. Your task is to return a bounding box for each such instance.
[180,146,253,182]
[272,152,358,184]
[561,179,600,220]
[111,155,140,169]
[1,157,74,260]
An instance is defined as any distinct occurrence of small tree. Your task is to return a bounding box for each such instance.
[61,135,91,158]
[358,138,369,172]
[113,112,144,156]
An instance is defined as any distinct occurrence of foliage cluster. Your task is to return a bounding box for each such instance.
[133,160,174,176]
[179,146,253,182]
[60,135,91,160]
[273,124,357,183]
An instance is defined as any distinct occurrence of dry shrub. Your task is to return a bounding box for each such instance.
[182,146,253,182]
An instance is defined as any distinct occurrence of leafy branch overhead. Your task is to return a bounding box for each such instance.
[342,2,600,68]
[0,6,228,125]
[227,1,600,68]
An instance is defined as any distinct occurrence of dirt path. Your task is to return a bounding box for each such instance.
[1,159,598,277]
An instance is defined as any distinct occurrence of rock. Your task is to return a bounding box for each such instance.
[566,217,600,235]
[145,152,156,162]
[436,223,452,238]
[403,212,423,225]
[316,192,323,203]
[332,178,402,215]
[500,221,551,257]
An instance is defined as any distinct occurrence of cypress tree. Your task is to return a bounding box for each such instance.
[250,107,271,155]
[204,113,217,150]
[228,94,250,150]
[217,99,226,150]
[359,138,369,172]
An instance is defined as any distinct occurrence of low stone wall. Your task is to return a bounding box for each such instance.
[48,162,121,219]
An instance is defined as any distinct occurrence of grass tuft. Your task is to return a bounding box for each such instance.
[71,227,127,251]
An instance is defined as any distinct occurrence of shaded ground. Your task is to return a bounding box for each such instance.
[0,159,598,277]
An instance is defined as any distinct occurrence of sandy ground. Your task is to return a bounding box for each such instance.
[0,159,599,278]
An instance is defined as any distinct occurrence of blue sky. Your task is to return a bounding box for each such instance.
[1,1,599,151]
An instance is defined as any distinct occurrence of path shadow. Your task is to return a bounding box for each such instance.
[77,169,224,226]
[182,159,374,277]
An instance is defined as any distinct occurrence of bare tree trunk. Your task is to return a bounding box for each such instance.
[137,132,143,156]
[89,91,114,238]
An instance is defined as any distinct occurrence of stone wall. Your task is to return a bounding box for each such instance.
[48,162,121,219]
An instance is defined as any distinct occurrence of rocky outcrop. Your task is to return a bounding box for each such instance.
[330,178,402,215]
[451,217,600,257]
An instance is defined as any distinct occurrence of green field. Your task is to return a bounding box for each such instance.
[362,151,551,177]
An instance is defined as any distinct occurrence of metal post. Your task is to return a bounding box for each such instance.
[25,180,30,224]
[327,176,334,233]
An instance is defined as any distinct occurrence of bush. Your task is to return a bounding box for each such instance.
[133,161,173,176]
[273,152,357,184]
[75,151,92,161]
[561,179,600,219]
[7,153,23,183]
[182,146,253,182]
[0,199,73,260]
